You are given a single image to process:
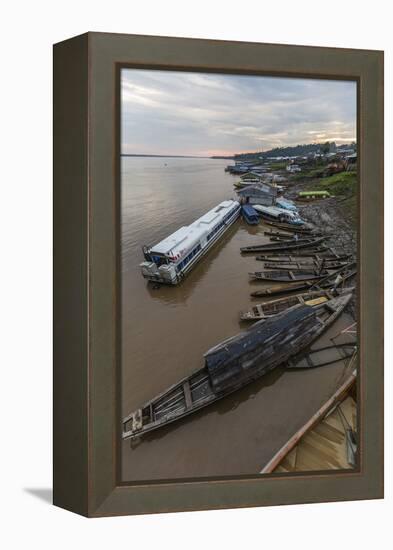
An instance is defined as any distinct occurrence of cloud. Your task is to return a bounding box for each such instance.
[121,69,356,156]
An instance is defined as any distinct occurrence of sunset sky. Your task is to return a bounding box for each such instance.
[121,69,356,157]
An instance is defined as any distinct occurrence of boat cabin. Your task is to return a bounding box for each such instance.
[242,204,259,225]
[140,199,241,284]
[275,197,298,212]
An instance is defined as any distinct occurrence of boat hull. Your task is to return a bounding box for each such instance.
[240,288,353,321]
[142,205,240,285]
[123,295,352,440]
[249,269,334,282]
[240,236,326,253]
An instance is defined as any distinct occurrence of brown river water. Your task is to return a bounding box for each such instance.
[121,156,355,482]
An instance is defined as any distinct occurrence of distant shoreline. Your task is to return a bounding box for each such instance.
[121,153,211,159]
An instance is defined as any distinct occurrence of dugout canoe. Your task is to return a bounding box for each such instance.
[122,294,351,441]
[250,264,356,297]
[249,268,336,282]
[240,287,354,321]
[262,260,349,271]
[263,221,313,233]
[256,251,351,263]
[240,236,327,253]
[264,230,323,240]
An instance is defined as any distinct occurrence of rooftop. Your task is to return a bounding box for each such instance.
[150,200,238,256]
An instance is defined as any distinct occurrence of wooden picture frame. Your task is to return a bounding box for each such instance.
[53,32,383,517]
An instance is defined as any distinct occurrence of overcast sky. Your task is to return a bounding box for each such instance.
[121,69,356,157]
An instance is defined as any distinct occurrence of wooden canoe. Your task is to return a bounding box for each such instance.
[250,265,356,297]
[262,260,349,271]
[240,288,354,321]
[260,369,357,473]
[122,294,352,441]
[264,230,324,240]
[241,236,327,253]
[268,233,324,242]
[249,268,336,282]
[256,251,351,263]
[263,220,313,233]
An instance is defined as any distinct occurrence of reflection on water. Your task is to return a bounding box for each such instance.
[121,156,355,482]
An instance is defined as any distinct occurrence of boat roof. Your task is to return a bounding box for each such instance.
[237,183,276,196]
[150,200,239,256]
[299,190,330,196]
[254,204,297,216]
[242,204,259,216]
[277,198,295,206]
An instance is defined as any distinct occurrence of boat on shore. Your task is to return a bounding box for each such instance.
[260,369,357,473]
[249,268,338,283]
[263,220,313,233]
[262,260,349,271]
[250,264,356,297]
[254,204,305,226]
[240,287,353,321]
[122,294,352,440]
[240,236,327,253]
[256,251,351,263]
[268,233,323,242]
[140,199,241,285]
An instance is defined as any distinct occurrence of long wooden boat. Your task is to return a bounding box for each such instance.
[249,268,337,282]
[263,220,313,233]
[260,368,357,473]
[250,265,356,297]
[122,294,352,440]
[286,342,357,369]
[262,260,349,271]
[251,280,318,297]
[241,236,326,253]
[240,287,354,321]
[268,233,324,242]
[264,230,296,238]
[264,230,323,240]
[256,251,351,263]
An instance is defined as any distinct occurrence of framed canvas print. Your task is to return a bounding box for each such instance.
[53,32,383,517]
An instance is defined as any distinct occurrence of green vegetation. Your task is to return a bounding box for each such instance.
[308,171,357,198]
[233,141,356,162]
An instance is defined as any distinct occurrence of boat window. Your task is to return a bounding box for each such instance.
[152,255,166,266]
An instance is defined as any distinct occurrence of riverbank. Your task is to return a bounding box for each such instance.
[283,175,357,319]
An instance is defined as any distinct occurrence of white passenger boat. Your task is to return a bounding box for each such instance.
[140,199,241,284]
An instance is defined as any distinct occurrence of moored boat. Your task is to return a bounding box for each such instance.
[256,251,350,263]
[240,236,327,253]
[122,294,352,440]
[240,287,353,321]
[250,264,356,297]
[140,199,241,285]
[263,220,313,233]
[241,204,259,225]
[254,204,305,225]
[262,260,349,271]
[249,268,336,282]
[260,369,357,473]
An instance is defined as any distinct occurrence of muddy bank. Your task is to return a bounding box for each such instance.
[285,180,357,319]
